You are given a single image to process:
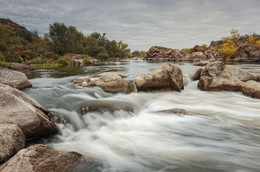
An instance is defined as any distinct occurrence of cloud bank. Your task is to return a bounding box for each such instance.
[1,0,260,50]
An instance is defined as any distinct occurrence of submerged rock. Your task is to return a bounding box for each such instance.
[80,100,137,114]
[195,61,260,98]
[0,124,26,163]
[0,84,58,140]
[0,67,31,90]
[74,72,133,93]
[0,144,86,172]
[157,108,187,115]
[133,63,183,92]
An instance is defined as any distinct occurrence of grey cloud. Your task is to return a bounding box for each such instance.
[0,0,260,51]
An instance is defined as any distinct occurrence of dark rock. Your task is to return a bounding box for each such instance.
[80,100,137,114]
[193,68,203,80]
[157,108,187,115]
[194,45,204,52]
[208,40,223,49]
[234,44,260,62]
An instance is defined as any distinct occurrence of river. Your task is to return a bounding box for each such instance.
[24,60,260,172]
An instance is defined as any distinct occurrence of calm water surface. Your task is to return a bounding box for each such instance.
[24,60,260,172]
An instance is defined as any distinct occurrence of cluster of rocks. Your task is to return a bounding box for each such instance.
[145,44,260,64]
[74,63,183,93]
[74,62,260,99]
[145,46,221,63]
[0,68,86,171]
[193,61,260,98]
[234,44,260,63]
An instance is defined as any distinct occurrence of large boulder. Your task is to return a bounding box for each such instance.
[0,124,26,163]
[0,144,86,172]
[234,44,260,62]
[195,61,260,98]
[74,72,133,93]
[0,84,58,140]
[133,63,183,92]
[0,67,31,90]
[146,46,185,60]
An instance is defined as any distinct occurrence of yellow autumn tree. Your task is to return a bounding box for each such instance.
[245,36,256,44]
[229,28,240,47]
[220,38,237,61]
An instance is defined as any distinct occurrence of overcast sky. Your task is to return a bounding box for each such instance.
[0,0,259,51]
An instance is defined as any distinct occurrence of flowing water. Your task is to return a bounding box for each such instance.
[24,60,260,172]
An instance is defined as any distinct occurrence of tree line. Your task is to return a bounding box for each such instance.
[0,20,136,68]
[44,22,131,59]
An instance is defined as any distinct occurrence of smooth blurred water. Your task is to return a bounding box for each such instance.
[24,60,260,172]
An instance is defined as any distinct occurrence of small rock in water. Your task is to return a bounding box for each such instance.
[156,108,188,115]
[80,100,137,114]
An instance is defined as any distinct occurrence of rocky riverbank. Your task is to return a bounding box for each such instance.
[144,40,260,63]
[0,68,86,171]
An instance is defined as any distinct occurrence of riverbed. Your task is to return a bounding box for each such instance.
[24,60,260,172]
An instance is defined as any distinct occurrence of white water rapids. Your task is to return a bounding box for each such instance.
[25,60,260,172]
